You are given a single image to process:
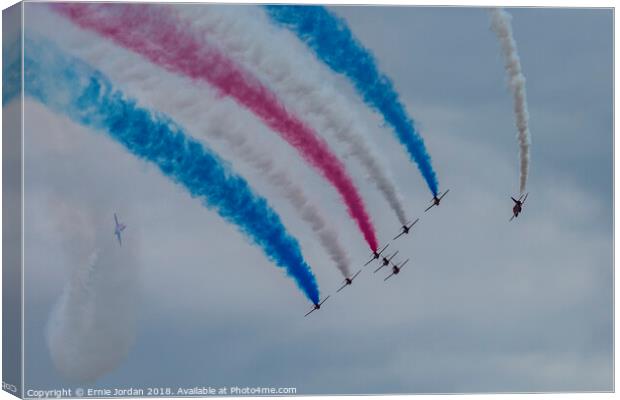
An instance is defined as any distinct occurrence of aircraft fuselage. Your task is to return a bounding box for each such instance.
[512,202,522,217]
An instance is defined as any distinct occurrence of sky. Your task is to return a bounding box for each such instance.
[13,4,613,395]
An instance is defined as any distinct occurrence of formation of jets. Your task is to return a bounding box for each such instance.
[374,254,405,274]
[375,251,399,272]
[305,189,450,317]
[109,189,528,317]
[304,187,530,316]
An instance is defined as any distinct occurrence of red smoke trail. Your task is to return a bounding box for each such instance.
[53,3,378,251]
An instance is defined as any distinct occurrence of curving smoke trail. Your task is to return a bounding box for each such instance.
[179,5,409,225]
[490,8,531,194]
[263,5,439,197]
[22,36,320,304]
[53,3,379,252]
[29,6,351,278]
[233,143,352,278]
[45,201,139,382]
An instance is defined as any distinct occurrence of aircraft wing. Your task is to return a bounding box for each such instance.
[388,251,399,263]
[393,231,406,241]
[351,270,361,281]
[398,259,410,269]
[304,308,316,317]
[424,203,435,212]
[439,189,450,200]
[363,258,375,267]
[374,264,386,273]
[384,273,395,282]
[116,232,122,246]
[522,193,529,204]
[336,283,348,293]
[377,244,389,256]
[114,213,119,225]
[408,218,419,229]
[319,296,330,306]
[509,215,515,222]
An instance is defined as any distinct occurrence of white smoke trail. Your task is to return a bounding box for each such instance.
[30,5,352,278]
[177,5,409,225]
[45,199,139,382]
[490,8,531,195]
[216,133,351,278]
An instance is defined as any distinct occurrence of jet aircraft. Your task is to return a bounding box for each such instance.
[363,244,390,267]
[425,189,450,212]
[393,218,420,240]
[383,259,410,281]
[114,213,126,246]
[336,270,362,293]
[510,193,529,221]
[304,296,330,317]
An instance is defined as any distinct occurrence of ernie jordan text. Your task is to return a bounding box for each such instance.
[87,388,145,397]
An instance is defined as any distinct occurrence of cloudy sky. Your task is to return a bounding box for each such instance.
[16,4,612,394]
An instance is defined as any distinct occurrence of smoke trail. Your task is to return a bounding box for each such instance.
[263,5,439,197]
[29,6,351,278]
[179,6,409,225]
[22,36,320,304]
[2,40,21,105]
[236,143,352,278]
[490,8,531,194]
[53,3,379,252]
[45,200,139,382]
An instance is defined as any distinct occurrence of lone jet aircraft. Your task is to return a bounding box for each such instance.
[393,218,420,240]
[114,213,126,246]
[510,193,529,221]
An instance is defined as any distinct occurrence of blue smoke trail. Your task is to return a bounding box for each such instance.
[17,37,320,304]
[3,40,21,106]
[264,5,439,196]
